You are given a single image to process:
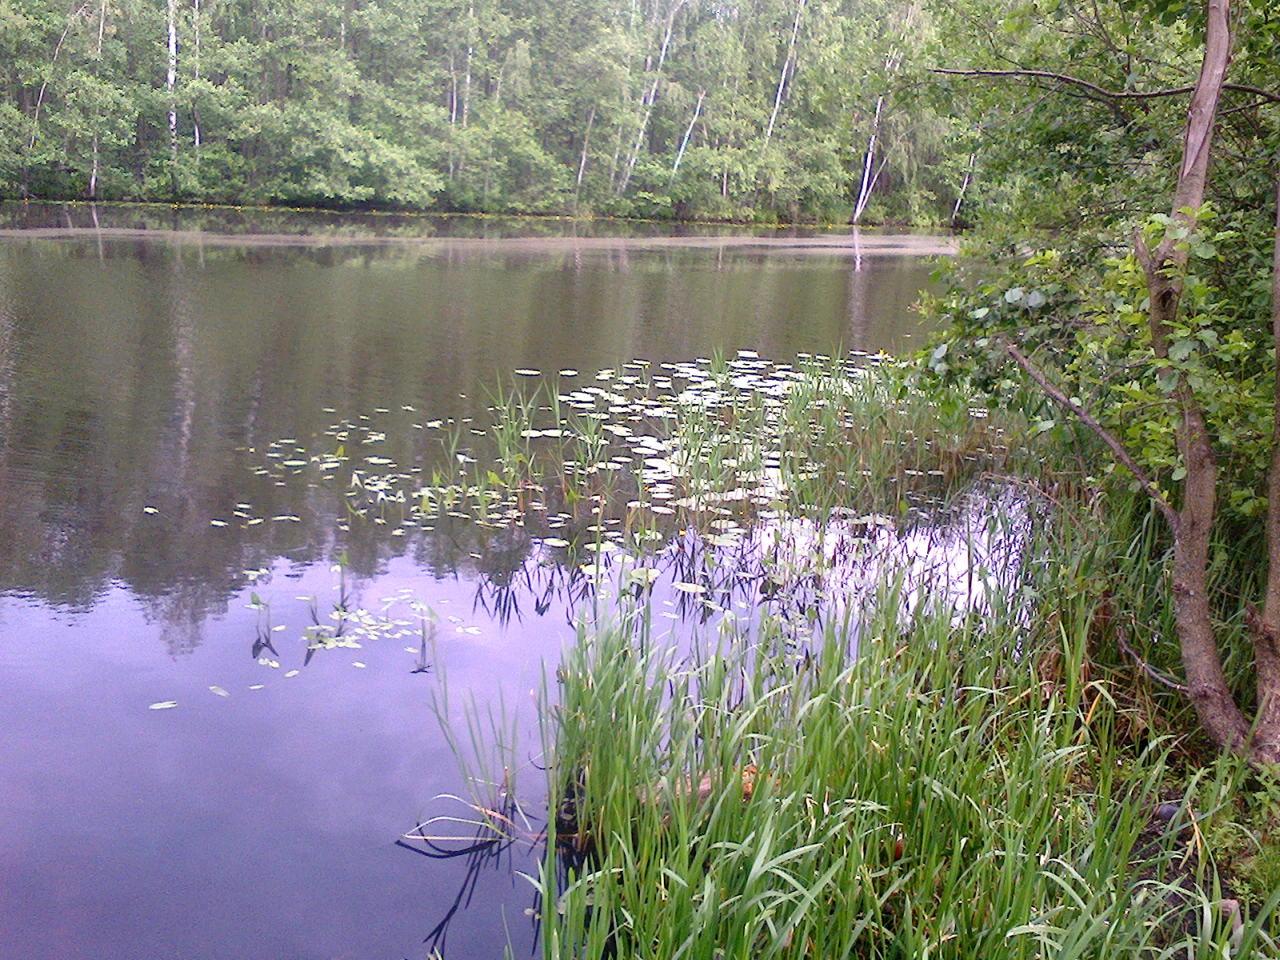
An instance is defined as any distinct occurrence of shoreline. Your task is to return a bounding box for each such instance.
[0,225,956,256]
[0,196,957,232]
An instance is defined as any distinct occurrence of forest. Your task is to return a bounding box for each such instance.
[6,0,989,221]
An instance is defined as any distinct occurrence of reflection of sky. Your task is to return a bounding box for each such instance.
[0,491,1029,959]
[0,557,566,960]
[0,227,954,958]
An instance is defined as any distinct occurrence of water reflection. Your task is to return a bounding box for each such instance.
[0,216,946,959]
[0,227,935,617]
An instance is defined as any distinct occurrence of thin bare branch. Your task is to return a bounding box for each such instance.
[1118,622,1188,693]
[1004,342,1180,530]
[931,67,1280,105]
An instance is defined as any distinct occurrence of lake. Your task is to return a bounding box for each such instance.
[0,204,947,959]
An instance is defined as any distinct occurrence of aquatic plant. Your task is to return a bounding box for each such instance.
[534,516,1280,958]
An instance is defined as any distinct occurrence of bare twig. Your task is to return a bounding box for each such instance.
[931,67,1280,105]
[1004,342,1180,530]
[1117,621,1188,693]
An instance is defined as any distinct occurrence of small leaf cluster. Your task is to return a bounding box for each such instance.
[925,212,1276,524]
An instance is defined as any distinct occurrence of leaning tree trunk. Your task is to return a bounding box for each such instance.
[762,0,805,151]
[617,0,686,196]
[967,0,1280,762]
[1136,0,1280,762]
[670,89,704,182]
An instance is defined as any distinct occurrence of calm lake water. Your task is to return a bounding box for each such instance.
[0,204,946,959]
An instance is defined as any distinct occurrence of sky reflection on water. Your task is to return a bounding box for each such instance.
[0,214,948,959]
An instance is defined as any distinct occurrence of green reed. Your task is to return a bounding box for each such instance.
[536,511,1280,958]
[418,354,1280,958]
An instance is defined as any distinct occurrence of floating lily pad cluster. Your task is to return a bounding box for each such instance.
[250,351,1008,554]
[232,352,1021,646]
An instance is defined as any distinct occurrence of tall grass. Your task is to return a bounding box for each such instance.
[512,358,1280,957]
[416,355,1280,957]
[536,530,1280,958]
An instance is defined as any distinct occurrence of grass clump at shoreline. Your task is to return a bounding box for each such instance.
[508,360,1280,958]
[537,537,1280,958]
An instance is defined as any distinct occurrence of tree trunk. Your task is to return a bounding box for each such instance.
[995,0,1278,763]
[166,0,179,192]
[28,1,90,152]
[951,151,975,226]
[462,1,473,130]
[89,0,106,200]
[192,0,201,152]
[851,3,916,224]
[1250,177,1280,764]
[670,89,704,182]
[852,96,886,224]
[617,0,686,196]
[762,0,805,151]
[575,104,596,208]
[1135,0,1280,760]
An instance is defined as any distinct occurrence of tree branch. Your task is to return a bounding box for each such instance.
[1117,621,1188,693]
[1005,342,1180,530]
[931,67,1280,105]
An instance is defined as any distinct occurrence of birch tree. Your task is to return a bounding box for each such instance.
[852,0,918,224]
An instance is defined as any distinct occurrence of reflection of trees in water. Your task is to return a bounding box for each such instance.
[153,582,209,656]
[0,233,937,646]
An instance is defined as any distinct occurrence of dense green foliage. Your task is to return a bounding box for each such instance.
[1,0,979,221]
[926,0,1279,520]
[926,0,1280,760]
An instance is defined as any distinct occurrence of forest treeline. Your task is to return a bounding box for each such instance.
[0,0,977,222]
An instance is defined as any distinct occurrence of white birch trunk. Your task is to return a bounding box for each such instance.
[850,2,917,224]
[448,54,458,125]
[762,0,805,151]
[951,151,976,225]
[28,1,91,152]
[575,104,596,202]
[167,0,178,186]
[461,0,474,129]
[617,0,686,196]
[852,95,884,224]
[192,0,201,151]
[670,88,704,181]
[90,0,105,198]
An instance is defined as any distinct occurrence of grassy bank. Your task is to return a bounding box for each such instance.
[416,355,1280,957]
[538,533,1279,958]
[498,360,1280,958]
